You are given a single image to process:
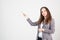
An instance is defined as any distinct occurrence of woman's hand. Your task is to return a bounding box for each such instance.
[38,28,45,32]
[22,13,27,17]
[42,28,45,32]
[22,13,29,19]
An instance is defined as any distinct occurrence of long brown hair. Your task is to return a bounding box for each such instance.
[37,7,52,24]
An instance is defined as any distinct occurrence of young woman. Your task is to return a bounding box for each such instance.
[22,6,55,40]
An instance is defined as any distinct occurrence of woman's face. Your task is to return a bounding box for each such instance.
[41,8,47,17]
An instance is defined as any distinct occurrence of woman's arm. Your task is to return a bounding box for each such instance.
[22,13,38,26]
[26,18,38,26]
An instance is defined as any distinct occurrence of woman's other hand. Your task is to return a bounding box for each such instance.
[38,28,45,32]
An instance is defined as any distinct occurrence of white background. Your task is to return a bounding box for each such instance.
[0,0,60,40]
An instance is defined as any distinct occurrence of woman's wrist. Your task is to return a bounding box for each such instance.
[25,16,29,19]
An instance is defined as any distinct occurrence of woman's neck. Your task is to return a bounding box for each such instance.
[44,16,46,20]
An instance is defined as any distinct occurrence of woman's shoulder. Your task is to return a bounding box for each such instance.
[51,18,55,24]
[51,18,55,22]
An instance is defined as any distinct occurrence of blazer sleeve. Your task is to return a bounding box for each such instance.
[43,18,55,34]
[26,18,38,26]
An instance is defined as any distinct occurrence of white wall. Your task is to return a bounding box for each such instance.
[0,0,60,40]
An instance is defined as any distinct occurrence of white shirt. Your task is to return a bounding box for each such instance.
[38,23,43,38]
